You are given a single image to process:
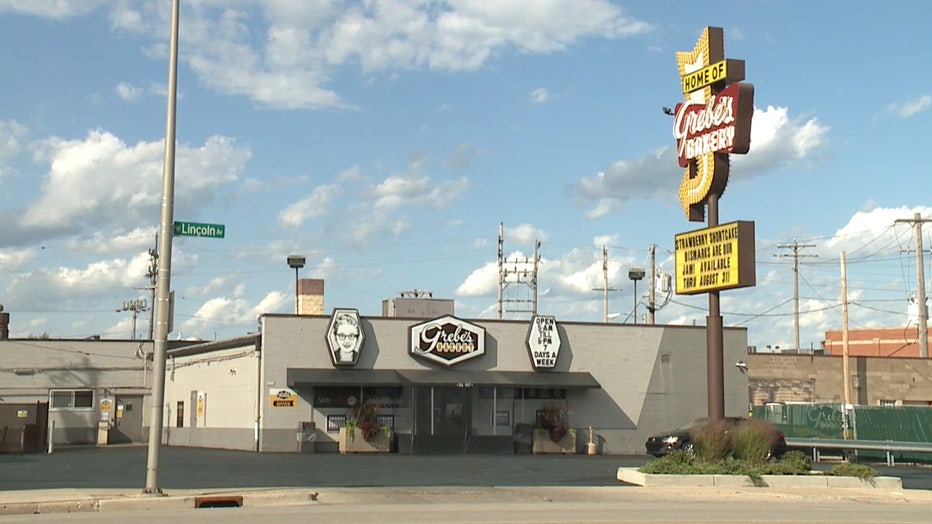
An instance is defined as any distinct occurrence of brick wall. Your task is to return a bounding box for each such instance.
[747,353,932,406]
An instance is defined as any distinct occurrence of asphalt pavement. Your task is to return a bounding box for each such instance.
[1,446,931,522]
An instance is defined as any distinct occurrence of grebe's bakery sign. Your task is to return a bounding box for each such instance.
[673,26,753,222]
[409,315,486,367]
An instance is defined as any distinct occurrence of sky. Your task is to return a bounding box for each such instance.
[0,1,930,353]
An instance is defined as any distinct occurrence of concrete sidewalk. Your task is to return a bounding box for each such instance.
[3,481,932,517]
[0,487,318,515]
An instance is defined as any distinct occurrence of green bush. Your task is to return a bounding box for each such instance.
[732,419,777,466]
[691,419,732,462]
[760,450,810,475]
[828,463,878,480]
[640,449,810,479]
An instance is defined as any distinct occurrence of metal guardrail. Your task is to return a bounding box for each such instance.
[785,437,932,466]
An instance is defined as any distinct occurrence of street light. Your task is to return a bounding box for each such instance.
[628,268,645,325]
[287,255,305,315]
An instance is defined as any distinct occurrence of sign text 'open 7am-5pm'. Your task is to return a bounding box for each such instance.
[173,221,225,239]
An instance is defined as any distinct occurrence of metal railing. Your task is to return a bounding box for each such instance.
[786,437,932,466]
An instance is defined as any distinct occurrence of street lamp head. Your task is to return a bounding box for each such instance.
[287,255,306,269]
[628,268,645,281]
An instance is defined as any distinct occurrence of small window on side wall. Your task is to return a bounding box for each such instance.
[50,390,94,410]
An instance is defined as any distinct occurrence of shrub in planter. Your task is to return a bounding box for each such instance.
[828,463,879,480]
[691,418,732,462]
[538,403,569,443]
[732,419,777,466]
[344,399,383,442]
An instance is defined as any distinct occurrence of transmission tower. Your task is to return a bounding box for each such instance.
[497,223,540,319]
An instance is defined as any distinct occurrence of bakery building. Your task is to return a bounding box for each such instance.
[162,297,751,454]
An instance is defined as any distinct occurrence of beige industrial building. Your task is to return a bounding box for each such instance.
[161,313,751,454]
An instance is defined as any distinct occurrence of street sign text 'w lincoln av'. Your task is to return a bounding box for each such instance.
[173,221,225,239]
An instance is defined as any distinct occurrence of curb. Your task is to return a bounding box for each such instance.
[616,467,903,489]
[0,489,318,516]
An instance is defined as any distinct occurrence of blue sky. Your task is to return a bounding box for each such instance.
[0,1,930,353]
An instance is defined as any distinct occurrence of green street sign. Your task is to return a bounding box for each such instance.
[173,221,225,239]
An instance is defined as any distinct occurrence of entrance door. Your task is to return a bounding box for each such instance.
[413,387,472,453]
[110,395,143,444]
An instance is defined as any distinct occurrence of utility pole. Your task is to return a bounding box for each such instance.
[841,251,853,438]
[776,239,817,353]
[117,299,148,340]
[497,223,503,320]
[840,251,852,407]
[895,212,930,358]
[145,235,158,340]
[648,243,657,325]
[592,246,617,322]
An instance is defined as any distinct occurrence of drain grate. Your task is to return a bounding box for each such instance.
[194,495,243,508]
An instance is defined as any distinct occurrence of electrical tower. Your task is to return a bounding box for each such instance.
[497,223,540,319]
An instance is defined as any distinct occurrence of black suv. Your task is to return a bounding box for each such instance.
[645,417,787,457]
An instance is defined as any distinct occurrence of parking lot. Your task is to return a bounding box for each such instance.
[1,446,930,491]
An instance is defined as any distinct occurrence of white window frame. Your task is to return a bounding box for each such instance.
[49,389,94,410]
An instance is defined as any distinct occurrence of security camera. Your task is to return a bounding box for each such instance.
[735,360,748,371]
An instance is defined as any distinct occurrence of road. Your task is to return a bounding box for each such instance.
[1,447,930,523]
[1,446,929,491]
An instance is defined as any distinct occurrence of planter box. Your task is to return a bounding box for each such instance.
[616,468,903,489]
[339,427,391,453]
[532,428,576,454]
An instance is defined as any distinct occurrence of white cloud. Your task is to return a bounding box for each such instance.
[887,94,931,118]
[0,119,27,160]
[530,88,549,104]
[504,223,546,245]
[72,0,650,109]
[182,288,287,337]
[115,82,143,102]
[0,247,35,272]
[20,130,249,232]
[63,227,158,256]
[570,106,831,218]
[363,173,469,218]
[0,0,107,19]
[456,260,499,297]
[279,184,340,228]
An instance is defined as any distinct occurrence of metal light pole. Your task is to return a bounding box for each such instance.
[144,0,179,495]
[287,255,305,315]
[628,268,645,325]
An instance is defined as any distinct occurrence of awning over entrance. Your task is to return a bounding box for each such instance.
[394,369,600,389]
[286,368,601,389]
[287,368,404,387]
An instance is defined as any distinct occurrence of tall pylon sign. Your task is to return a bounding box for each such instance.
[671,27,756,422]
